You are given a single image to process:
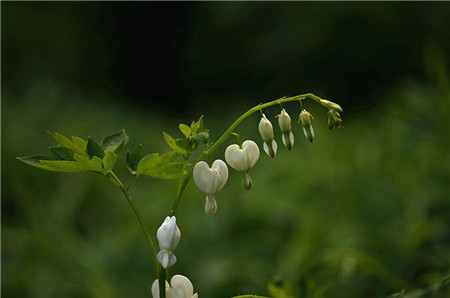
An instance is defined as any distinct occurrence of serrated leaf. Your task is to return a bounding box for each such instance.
[50,146,76,161]
[74,154,105,173]
[141,162,185,179]
[86,137,105,159]
[136,152,184,179]
[163,132,186,154]
[40,160,86,172]
[101,129,129,154]
[102,151,117,172]
[18,155,56,167]
[48,131,86,155]
[126,144,145,175]
[179,123,191,138]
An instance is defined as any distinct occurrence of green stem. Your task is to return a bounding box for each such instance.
[107,171,159,276]
[159,264,166,298]
[171,93,320,214]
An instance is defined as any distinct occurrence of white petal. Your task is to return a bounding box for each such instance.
[311,125,315,138]
[303,127,308,138]
[193,161,219,195]
[212,159,228,191]
[205,195,217,214]
[289,131,294,145]
[258,114,274,141]
[242,140,260,169]
[272,139,277,156]
[157,216,176,250]
[157,250,177,269]
[281,133,287,147]
[225,144,248,172]
[169,275,195,298]
[263,141,269,156]
[151,279,170,298]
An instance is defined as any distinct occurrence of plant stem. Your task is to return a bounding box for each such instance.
[159,264,166,298]
[107,171,159,276]
[171,93,320,214]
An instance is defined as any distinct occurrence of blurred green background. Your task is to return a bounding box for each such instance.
[2,2,449,297]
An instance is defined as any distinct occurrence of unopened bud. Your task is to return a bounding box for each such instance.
[299,109,315,143]
[320,99,343,112]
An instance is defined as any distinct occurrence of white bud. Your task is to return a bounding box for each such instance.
[258,114,274,142]
[193,160,228,214]
[278,109,294,150]
[156,216,181,269]
[299,109,314,143]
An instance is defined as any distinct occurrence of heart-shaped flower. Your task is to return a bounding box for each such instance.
[152,275,198,298]
[225,140,260,190]
[193,159,228,214]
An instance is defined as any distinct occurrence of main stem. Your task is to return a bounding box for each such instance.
[108,172,160,275]
[171,93,321,215]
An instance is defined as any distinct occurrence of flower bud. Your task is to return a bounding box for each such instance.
[327,109,343,130]
[156,216,181,269]
[193,159,228,214]
[152,275,198,298]
[258,114,278,158]
[320,99,343,112]
[277,109,294,150]
[299,109,315,143]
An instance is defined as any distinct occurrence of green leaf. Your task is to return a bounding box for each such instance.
[191,129,209,144]
[18,155,56,167]
[190,115,204,134]
[74,154,105,173]
[101,129,129,154]
[40,160,86,172]
[126,144,146,175]
[179,123,191,138]
[50,146,76,161]
[102,151,118,172]
[136,151,184,179]
[86,137,105,159]
[17,155,85,172]
[163,132,186,154]
[48,131,86,155]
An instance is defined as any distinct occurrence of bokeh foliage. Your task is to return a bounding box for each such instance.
[2,2,449,298]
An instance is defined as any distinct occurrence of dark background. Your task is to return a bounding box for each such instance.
[2,2,449,297]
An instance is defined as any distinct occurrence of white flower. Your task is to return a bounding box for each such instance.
[193,159,228,214]
[299,109,315,143]
[277,109,294,150]
[225,140,259,172]
[225,140,260,190]
[152,275,198,298]
[258,114,277,158]
[156,216,181,269]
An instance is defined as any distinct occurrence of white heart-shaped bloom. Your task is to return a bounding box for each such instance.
[151,275,198,298]
[258,114,274,142]
[193,160,228,214]
[156,216,181,269]
[225,140,260,172]
[193,160,228,195]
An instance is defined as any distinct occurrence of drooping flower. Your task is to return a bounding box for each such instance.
[193,159,228,214]
[277,109,294,150]
[320,99,343,130]
[152,275,198,298]
[156,216,181,269]
[258,114,277,158]
[225,140,260,190]
[299,109,315,143]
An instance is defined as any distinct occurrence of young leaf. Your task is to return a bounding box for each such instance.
[101,129,129,154]
[86,137,105,159]
[126,144,145,175]
[163,132,186,154]
[50,146,76,161]
[191,129,209,144]
[179,124,191,138]
[74,154,105,173]
[40,160,87,172]
[48,131,86,155]
[102,150,118,172]
[136,152,184,179]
